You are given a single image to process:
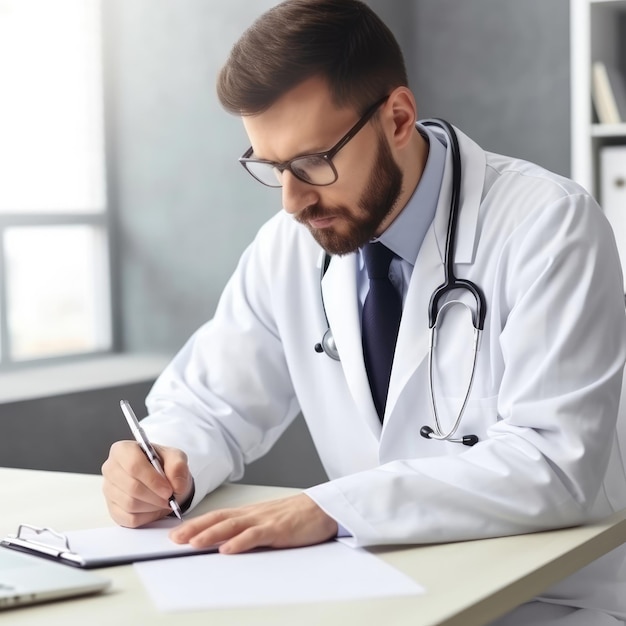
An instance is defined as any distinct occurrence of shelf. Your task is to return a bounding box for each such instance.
[591,123,626,137]
[571,0,626,193]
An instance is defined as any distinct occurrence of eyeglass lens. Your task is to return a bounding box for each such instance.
[246,154,336,187]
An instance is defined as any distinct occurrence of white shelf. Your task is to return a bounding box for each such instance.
[570,0,626,195]
[591,123,626,137]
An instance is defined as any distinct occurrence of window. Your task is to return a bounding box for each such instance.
[0,0,111,365]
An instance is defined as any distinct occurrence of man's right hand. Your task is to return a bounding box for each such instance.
[101,440,193,528]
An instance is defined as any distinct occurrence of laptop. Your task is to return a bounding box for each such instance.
[0,547,110,610]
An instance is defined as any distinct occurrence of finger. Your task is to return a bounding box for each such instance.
[102,476,170,514]
[105,497,167,529]
[103,478,170,527]
[103,452,172,509]
[101,442,174,528]
[169,509,242,546]
[219,525,269,554]
[109,440,173,501]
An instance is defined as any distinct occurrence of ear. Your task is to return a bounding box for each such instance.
[381,86,417,150]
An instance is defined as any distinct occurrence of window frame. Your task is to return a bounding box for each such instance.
[0,212,114,369]
[0,0,114,369]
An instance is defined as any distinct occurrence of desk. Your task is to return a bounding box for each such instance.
[2,468,626,626]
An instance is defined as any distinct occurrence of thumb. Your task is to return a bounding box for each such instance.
[154,444,193,500]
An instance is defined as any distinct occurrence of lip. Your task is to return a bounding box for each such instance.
[308,216,336,229]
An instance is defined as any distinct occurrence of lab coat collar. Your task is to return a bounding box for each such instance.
[424,123,485,265]
[383,124,486,434]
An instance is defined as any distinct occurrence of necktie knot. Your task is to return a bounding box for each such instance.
[363,242,395,279]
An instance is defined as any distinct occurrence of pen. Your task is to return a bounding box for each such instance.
[119,399,183,521]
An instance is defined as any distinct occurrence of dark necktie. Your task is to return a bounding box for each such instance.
[361,242,402,421]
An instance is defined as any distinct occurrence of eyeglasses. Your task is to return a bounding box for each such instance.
[239,96,388,188]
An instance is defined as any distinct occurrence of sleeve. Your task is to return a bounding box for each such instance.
[306,192,626,546]
[141,225,301,510]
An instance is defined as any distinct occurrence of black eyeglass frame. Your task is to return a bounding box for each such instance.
[238,95,389,188]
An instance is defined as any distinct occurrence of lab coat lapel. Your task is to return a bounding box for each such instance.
[383,124,486,429]
[321,252,381,435]
[382,186,447,426]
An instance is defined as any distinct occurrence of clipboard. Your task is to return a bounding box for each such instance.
[1,520,218,569]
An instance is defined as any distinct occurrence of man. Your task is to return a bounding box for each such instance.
[102,1,626,624]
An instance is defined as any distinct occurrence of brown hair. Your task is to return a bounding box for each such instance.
[217,0,408,116]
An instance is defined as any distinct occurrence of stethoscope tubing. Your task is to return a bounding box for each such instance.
[421,118,487,332]
[426,300,481,444]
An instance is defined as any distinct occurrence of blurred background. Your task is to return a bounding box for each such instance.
[0,0,569,483]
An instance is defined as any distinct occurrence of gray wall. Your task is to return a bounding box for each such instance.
[106,0,570,358]
[408,0,570,177]
[1,1,571,484]
[103,1,280,355]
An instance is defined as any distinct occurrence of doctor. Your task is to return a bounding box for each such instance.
[102,1,626,624]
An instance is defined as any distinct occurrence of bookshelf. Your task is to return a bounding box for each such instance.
[570,0,626,197]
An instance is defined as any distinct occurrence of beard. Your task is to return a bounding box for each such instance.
[295,131,403,256]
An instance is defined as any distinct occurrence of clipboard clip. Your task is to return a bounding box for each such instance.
[1,524,83,565]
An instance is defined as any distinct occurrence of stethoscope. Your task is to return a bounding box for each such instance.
[314,119,486,446]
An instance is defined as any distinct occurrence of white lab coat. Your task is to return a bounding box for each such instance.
[143,125,626,624]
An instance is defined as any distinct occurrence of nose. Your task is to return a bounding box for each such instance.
[281,171,319,215]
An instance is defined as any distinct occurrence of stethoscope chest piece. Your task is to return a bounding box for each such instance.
[314,328,340,361]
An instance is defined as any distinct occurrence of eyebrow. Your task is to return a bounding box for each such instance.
[252,115,356,163]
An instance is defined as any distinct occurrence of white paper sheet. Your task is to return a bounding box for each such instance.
[58,518,216,566]
[134,541,424,612]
